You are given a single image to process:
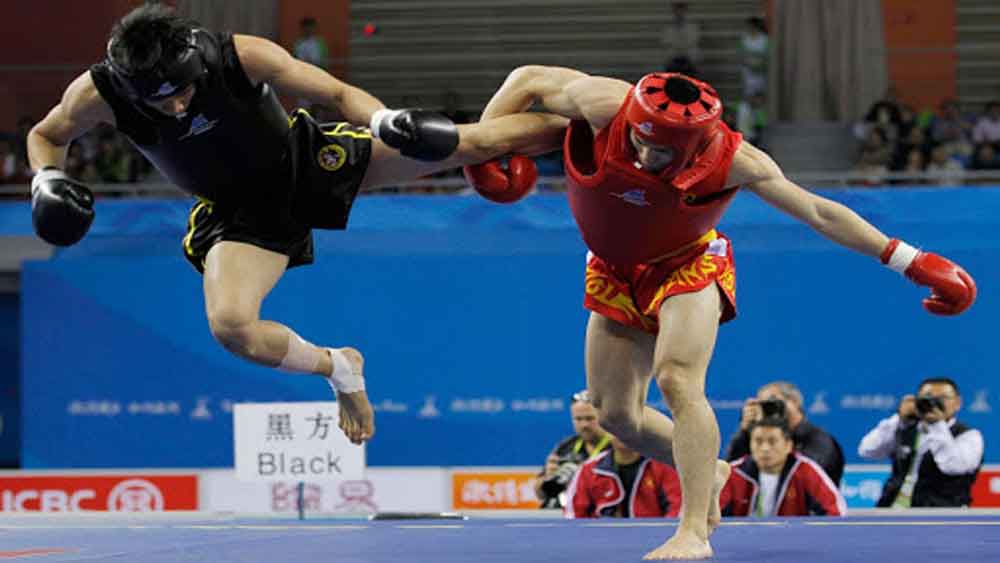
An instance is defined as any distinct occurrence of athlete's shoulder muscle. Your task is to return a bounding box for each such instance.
[725,141,782,189]
[35,72,115,145]
[563,76,632,131]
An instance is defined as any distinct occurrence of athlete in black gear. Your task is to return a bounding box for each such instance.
[26,5,567,444]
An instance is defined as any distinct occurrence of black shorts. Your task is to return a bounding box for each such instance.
[182,110,372,273]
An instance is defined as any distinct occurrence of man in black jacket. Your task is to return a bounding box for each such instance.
[535,390,612,508]
[725,381,845,485]
[859,377,984,507]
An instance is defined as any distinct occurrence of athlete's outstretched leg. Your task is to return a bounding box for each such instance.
[202,241,373,444]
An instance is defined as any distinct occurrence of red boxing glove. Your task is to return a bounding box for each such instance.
[462,155,538,204]
[881,239,977,315]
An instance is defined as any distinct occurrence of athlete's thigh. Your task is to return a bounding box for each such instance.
[585,311,657,412]
[653,284,724,388]
[203,241,289,321]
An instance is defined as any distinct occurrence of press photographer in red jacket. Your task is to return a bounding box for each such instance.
[565,435,682,518]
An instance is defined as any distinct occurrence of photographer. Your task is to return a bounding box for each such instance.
[725,381,845,484]
[535,390,612,508]
[858,377,984,507]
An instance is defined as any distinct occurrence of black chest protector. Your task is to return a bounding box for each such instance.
[90,30,290,203]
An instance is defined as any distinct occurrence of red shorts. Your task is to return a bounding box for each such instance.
[583,230,737,333]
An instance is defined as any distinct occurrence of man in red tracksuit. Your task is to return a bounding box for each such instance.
[566,435,682,518]
[720,417,846,517]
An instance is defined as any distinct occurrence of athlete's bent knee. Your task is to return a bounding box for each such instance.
[207,309,258,357]
[656,368,705,412]
[597,406,642,442]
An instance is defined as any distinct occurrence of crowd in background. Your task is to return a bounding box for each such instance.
[4,3,999,195]
[855,97,1000,186]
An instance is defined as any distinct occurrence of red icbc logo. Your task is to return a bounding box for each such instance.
[0,475,198,512]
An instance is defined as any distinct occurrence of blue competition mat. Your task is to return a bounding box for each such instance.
[1,515,998,562]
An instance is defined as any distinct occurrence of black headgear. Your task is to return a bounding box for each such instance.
[106,30,206,101]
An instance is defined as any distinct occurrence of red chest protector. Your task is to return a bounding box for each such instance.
[564,105,743,267]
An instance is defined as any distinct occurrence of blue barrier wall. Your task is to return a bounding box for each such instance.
[0,294,19,467]
[15,188,999,468]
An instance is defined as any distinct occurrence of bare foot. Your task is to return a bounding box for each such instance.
[328,347,374,445]
[708,459,731,536]
[643,529,713,560]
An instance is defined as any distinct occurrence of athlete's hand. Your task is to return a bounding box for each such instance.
[897,394,917,421]
[369,108,459,161]
[739,398,763,431]
[463,156,538,204]
[881,239,976,315]
[30,167,95,246]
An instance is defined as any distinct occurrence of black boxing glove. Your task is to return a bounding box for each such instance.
[369,108,459,161]
[30,167,95,246]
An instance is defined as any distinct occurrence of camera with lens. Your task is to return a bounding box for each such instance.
[915,396,945,416]
[539,454,581,497]
[758,398,786,420]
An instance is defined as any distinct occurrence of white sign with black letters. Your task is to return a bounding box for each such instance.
[234,402,365,482]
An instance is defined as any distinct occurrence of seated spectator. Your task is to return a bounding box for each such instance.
[535,390,612,509]
[930,100,973,159]
[862,89,902,143]
[899,148,927,185]
[891,126,930,171]
[726,381,844,485]
[566,434,681,518]
[858,377,984,508]
[855,127,892,185]
[970,143,1000,171]
[971,101,1000,145]
[897,104,919,140]
[721,417,846,517]
[64,143,101,184]
[925,145,965,187]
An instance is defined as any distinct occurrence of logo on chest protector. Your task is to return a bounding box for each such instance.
[609,189,650,207]
[178,114,219,140]
[318,144,347,171]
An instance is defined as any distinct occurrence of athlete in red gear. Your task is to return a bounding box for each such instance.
[465,66,976,560]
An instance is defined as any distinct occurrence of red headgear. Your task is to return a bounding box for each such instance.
[623,73,723,179]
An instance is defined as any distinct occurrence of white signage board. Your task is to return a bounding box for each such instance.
[234,402,364,482]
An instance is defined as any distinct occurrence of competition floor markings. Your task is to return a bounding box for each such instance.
[0,515,998,562]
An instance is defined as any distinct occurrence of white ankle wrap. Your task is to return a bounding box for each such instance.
[327,348,365,394]
[277,332,324,374]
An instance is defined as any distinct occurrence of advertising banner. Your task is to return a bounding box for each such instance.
[0,474,197,512]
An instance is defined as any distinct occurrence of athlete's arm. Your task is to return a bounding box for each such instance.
[27,72,110,246]
[733,142,976,315]
[731,142,889,257]
[234,34,384,126]
[480,65,631,131]
[28,72,115,171]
